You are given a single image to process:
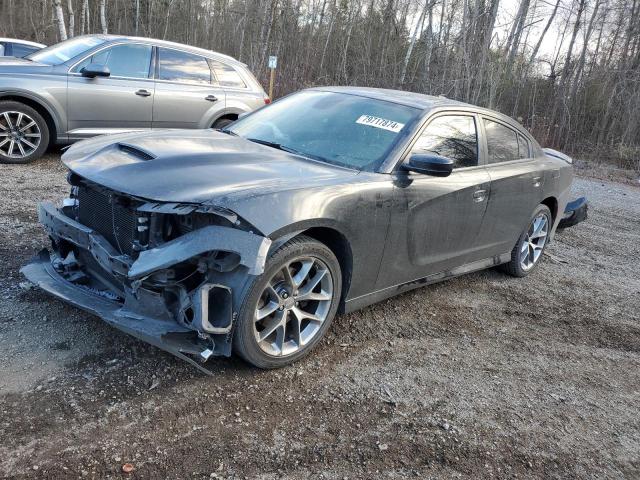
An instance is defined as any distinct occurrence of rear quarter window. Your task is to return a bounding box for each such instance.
[210,60,246,88]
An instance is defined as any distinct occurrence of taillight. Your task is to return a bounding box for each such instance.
[264,97,271,105]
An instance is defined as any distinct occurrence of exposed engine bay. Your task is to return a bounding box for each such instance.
[22,173,271,374]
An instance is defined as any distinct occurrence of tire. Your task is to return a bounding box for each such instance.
[0,101,50,164]
[500,204,552,277]
[233,235,342,369]
[212,117,235,130]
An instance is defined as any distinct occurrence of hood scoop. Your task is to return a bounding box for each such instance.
[117,142,156,161]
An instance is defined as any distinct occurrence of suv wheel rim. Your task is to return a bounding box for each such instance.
[0,111,41,159]
[254,256,333,357]
[520,212,549,271]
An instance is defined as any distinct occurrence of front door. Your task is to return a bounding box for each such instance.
[152,47,226,129]
[66,43,154,139]
[376,113,491,290]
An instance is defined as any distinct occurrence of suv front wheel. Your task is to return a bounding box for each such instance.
[0,101,49,164]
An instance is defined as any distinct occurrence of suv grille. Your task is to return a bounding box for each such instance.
[77,186,137,256]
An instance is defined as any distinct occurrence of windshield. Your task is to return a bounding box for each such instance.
[27,36,105,65]
[227,91,420,171]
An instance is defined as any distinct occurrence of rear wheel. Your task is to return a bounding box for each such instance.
[233,235,341,368]
[500,204,552,277]
[0,101,49,164]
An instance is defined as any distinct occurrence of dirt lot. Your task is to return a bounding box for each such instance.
[0,154,638,479]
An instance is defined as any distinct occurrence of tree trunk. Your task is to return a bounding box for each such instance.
[400,1,427,86]
[67,0,75,37]
[99,0,108,34]
[529,0,561,64]
[80,0,89,34]
[53,0,68,41]
[135,0,140,35]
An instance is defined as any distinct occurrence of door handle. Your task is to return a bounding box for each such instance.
[205,95,218,102]
[473,189,487,203]
[135,89,152,97]
[532,176,542,187]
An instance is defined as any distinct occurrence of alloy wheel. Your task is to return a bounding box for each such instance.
[254,256,334,356]
[520,212,549,271]
[0,111,42,159]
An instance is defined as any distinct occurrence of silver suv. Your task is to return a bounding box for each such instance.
[0,35,268,163]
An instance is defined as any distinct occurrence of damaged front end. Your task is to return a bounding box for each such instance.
[21,175,271,374]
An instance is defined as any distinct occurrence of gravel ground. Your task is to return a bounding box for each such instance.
[0,154,638,479]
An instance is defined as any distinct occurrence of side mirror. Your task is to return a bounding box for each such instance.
[404,152,454,177]
[81,63,110,78]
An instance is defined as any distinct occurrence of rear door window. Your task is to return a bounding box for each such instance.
[412,115,478,168]
[75,44,153,79]
[158,48,211,85]
[210,60,246,88]
[484,119,521,163]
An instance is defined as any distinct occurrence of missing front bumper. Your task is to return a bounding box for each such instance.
[21,250,229,375]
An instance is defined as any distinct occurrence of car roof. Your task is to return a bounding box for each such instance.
[0,38,46,48]
[311,86,530,133]
[311,86,467,110]
[93,34,244,67]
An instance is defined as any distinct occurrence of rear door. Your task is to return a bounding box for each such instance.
[376,113,491,290]
[473,116,543,257]
[66,43,154,138]
[152,47,226,129]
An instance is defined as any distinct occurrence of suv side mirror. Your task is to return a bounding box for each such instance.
[81,63,110,78]
[404,153,454,177]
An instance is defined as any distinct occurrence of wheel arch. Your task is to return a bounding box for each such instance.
[208,107,245,128]
[300,226,353,311]
[269,221,354,311]
[0,92,60,146]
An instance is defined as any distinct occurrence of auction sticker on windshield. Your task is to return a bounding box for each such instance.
[356,115,405,133]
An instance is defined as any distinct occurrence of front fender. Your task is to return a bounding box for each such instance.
[0,87,66,139]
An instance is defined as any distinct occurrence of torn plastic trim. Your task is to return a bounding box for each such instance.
[39,201,272,279]
[128,225,271,279]
[20,250,224,375]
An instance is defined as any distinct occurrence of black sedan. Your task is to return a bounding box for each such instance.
[22,87,574,371]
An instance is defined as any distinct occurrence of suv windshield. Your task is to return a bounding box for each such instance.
[227,91,419,171]
[27,36,105,65]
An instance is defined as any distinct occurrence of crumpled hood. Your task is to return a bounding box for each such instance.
[62,130,357,205]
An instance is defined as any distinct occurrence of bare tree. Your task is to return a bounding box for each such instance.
[99,0,108,34]
[67,0,75,37]
[53,0,68,41]
[1,0,638,168]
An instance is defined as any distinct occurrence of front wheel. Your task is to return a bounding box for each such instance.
[500,204,552,277]
[233,235,342,368]
[0,101,49,164]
